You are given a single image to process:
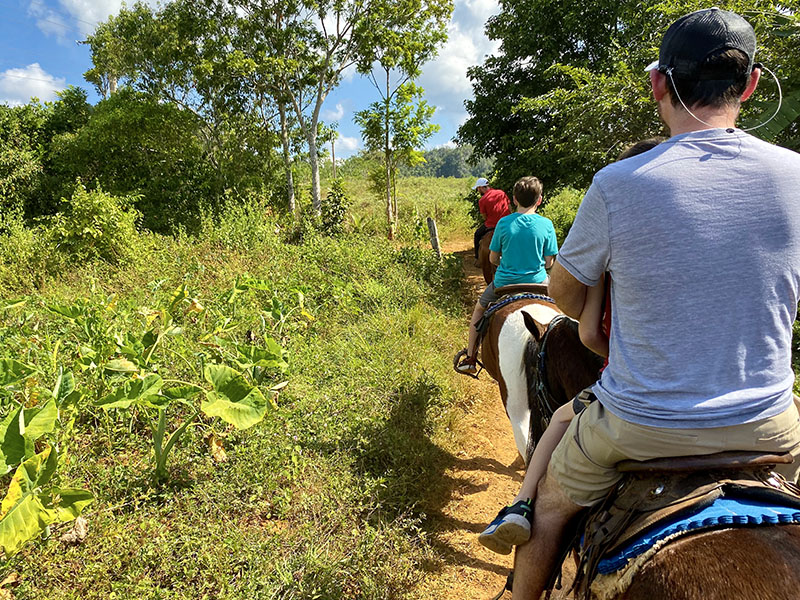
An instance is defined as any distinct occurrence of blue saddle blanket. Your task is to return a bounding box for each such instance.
[597,496,800,574]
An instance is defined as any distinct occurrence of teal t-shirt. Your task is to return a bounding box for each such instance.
[489,212,558,288]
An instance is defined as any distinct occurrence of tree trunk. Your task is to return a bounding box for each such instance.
[290,89,323,216]
[331,137,337,180]
[278,102,296,214]
[308,133,322,215]
[384,68,394,239]
[391,161,398,229]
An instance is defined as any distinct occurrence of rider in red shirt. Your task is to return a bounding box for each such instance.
[473,178,511,261]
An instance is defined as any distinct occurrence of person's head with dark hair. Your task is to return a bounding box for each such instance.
[646,8,762,131]
[616,136,667,161]
[513,176,543,208]
[666,48,752,110]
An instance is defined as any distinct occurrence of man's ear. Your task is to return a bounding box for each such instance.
[535,195,543,208]
[741,67,761,102]
[650,69,668,102]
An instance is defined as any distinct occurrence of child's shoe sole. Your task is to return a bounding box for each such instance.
[478,514,531,555]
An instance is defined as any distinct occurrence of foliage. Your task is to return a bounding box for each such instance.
[539,186,584,246]
[321,179,350,236]
[458,0,800,193]
[0,184,473,596]
[0,109,43,214]
[0,446,93,557]
[45,184,141,266]
[0,364,92,557]
[739,9,800,149]
[82,3,282,229]
[49,88,231,233]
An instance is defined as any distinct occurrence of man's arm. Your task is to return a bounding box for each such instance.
[490,250,501,266]
[544,255,555,270]
[549,261,588,319]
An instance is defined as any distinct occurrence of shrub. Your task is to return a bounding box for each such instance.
[197,192,278,252]
[540,186,584,246]
[47,183,141,265]
[321,178,350,236]
[395,246,463,313]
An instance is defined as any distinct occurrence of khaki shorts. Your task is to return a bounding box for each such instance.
[548,400,800,507]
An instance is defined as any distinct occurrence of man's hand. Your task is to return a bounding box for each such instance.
[549,261,587,319]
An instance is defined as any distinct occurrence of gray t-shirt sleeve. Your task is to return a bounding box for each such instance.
[557,182,610,287]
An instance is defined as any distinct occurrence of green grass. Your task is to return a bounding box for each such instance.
[326,176,476,242]
[0,177,475,599]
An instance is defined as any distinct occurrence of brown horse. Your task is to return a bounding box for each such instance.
[478,229,497,285]
[514,312,800,600]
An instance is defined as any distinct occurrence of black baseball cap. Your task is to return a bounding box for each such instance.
[645,8,756,79]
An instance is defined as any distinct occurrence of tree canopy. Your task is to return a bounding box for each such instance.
[458,0,800,193]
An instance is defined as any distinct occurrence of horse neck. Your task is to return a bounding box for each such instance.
[550,321,604,403]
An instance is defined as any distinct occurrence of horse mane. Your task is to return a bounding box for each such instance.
[522,315,604,460]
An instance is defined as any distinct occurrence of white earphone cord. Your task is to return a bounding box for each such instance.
[666,64,783,132]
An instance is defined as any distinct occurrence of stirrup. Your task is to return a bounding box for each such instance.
[453,348,483,379]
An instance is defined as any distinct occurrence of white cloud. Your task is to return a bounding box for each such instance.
[28,0,73,44]
[335,135,360,157]
[323,102,346,122]
[419,0,501,138]
[341,63,357,83]
[0,63,67,106]
[29,0,160,40]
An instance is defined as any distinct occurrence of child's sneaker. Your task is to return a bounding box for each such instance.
[456,355,477,374]
[478,499,534,555]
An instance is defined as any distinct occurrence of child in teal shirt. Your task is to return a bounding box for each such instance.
[456,176,558,373]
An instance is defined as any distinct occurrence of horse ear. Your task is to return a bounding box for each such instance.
[521,310,543,342]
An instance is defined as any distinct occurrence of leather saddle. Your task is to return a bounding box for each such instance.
[567,451,800,600]
[495,283,550,297]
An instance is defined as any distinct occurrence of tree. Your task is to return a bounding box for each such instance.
[83,0,280,205]
[0,103,46,215]
[356,82,438,237]
[354,0,451,237]
[48,88,224,232]
[458,0,800,193]
[0,89,92,218]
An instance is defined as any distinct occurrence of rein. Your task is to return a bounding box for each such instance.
[534,314,574,423]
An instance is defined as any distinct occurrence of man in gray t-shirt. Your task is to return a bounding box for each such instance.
[513,9,800,599]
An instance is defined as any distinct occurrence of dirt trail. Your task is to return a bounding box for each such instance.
[417,236,573,600]
[413,235,520,599]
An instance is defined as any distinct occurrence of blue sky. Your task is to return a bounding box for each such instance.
[0,0,502,158]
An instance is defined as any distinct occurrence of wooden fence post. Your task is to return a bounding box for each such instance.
[427,217,441,259]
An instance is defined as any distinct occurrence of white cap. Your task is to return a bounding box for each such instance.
[644,60,660,72]
[472,177,489,190]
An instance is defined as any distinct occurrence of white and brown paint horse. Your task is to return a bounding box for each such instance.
[478,284,603,463]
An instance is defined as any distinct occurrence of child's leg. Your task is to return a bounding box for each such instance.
[479,401,576,554]
[578,279,609,358]
[512,402,576,503]
[467,299,485,358]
